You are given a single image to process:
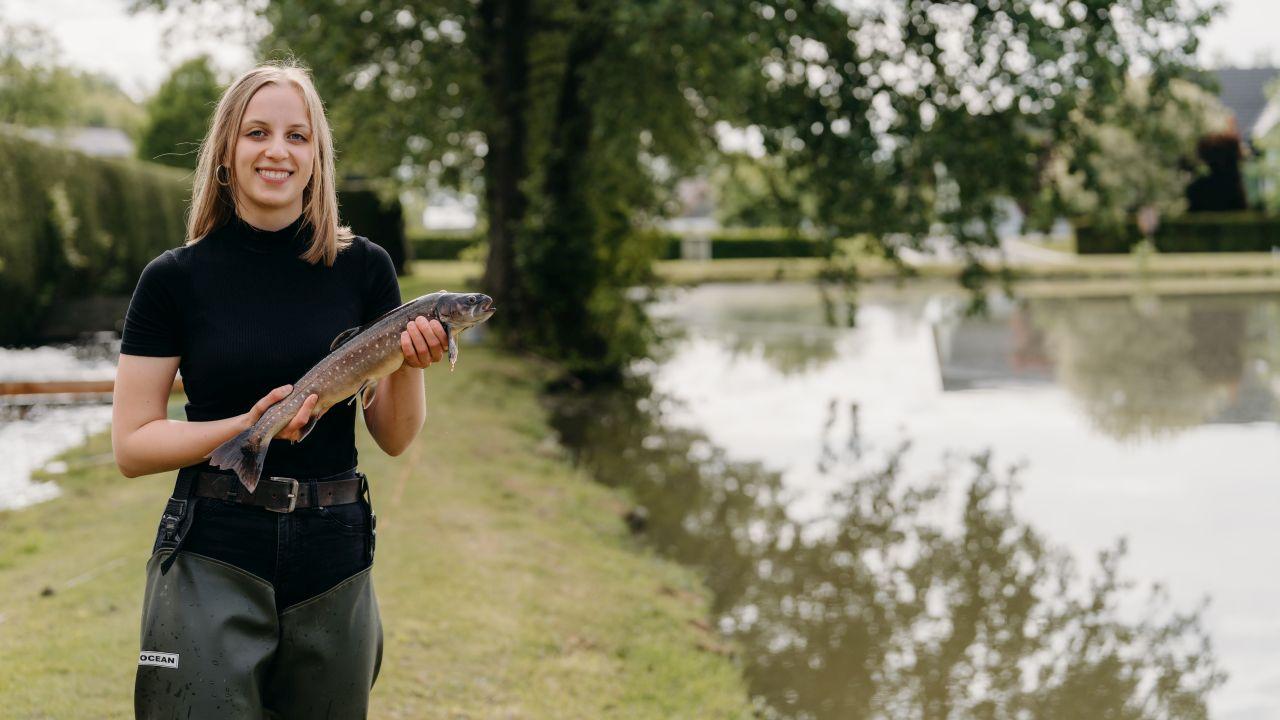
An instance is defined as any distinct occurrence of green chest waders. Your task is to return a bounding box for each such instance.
[135,470,383,719]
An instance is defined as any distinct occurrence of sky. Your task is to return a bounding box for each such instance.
[2,0,256,100]
[3,0,1279,101]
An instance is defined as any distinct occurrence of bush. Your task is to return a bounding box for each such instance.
[338,182,408,274]
[0,132,189,345]
[406,230,482,260]
[659,228,827,259]
[402,226,828,263]
[710,229,827,259]
[1074,212,1280,254]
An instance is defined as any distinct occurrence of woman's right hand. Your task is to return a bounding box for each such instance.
[244,384,321,441]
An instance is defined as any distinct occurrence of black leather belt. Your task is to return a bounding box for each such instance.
[194,470,362,513]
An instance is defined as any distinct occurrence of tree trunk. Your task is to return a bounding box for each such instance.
[478,0,531,339]
[532,20,608,364]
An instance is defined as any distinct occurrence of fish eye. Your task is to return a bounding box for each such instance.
[466,295,477,305]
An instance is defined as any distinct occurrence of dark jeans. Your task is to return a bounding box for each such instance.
[153,474,375,610]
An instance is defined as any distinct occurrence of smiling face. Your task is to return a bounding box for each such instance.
[231,82,315,229]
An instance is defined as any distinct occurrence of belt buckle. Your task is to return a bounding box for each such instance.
[264,476,300,513]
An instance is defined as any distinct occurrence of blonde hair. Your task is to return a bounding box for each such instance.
[186,61,352,265]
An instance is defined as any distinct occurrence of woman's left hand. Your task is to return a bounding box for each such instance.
[401,316,447,369]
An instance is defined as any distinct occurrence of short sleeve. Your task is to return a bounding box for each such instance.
[362,239,403,323]
[121,251,184,357]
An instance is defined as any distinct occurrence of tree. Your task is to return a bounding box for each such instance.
[1253,127,1280,212]
[1039,79,1229,228]
[0,13,146,137]
[67,72,148,139]
[1246,77,1280,212]
[134,0,1220,378]
[223,0,757,378]
[0,15,78,128]
[137,56,224,169]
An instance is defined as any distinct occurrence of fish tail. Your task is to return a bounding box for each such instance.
[208,427,269,493]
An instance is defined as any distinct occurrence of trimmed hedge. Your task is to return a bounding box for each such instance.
[408,231,480,260]
[0,132,190,345]
[660,228,827,260]
[406,227,828,262]
[1076,212,1280,254]
[0,135,419,343]
[710,230,826,259]
[338,182,408,274]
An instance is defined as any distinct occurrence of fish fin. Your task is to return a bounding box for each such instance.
[346,381,366,406]
[329,326,362,352]
[445,323,458,371]
[293,414,320,444]
[358,293,444,338]
[208,428,269,493]
[345,380,378,409]
[330,291,448,353]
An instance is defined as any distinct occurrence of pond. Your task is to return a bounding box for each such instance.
[550,282,1280,720]
[0,335,118,511]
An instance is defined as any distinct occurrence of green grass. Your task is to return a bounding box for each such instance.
[0,346,753,719]
[400,247,1280,298]
[651,250,1280,289]
[400,260,485,298]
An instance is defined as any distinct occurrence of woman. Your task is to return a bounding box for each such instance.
[112,62,444,718]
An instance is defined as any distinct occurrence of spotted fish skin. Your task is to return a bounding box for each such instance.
[208,291,496,491]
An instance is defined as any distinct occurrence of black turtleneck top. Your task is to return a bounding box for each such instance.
[121,214,402,479]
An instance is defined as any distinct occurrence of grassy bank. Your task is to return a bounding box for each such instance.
[396,251,1280,296]
[654,251,1280,286]
[0,346,753,718]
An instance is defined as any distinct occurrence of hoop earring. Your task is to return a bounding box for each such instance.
[215,164,231,186]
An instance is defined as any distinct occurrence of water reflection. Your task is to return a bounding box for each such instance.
[669,286,1280,440]
[1031,295,1277,438]
[650,293,845,377]
[549,379,1224,719]
[0,335,120,510]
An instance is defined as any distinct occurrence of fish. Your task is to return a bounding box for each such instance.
[208,290,496,492]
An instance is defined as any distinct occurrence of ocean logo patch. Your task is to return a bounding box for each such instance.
[138,651,180,669]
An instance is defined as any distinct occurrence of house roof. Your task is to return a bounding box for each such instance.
[23,126,135,158]
[1213,67,1280,140]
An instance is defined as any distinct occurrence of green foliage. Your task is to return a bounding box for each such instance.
[706,231,827,259]
[338,181,409,273]
[0,18,78,127]
[1039,79,1229,228]
[67,72,148,137]
[408,228,827,262]
[137,56,222,169]
[0,15,144,136]
[1075,212,1280,254]
[406,231,480,261]
[1251,91,1280,212]
[135,0,1220,377]
[710,154,816,228]
[733,0,1219,254]
[0,133,189,344]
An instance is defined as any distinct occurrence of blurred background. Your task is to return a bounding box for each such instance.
[2,0,1279,717]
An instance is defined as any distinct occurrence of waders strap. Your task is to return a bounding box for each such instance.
[159,468,200,575]
[360,473,376,563]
